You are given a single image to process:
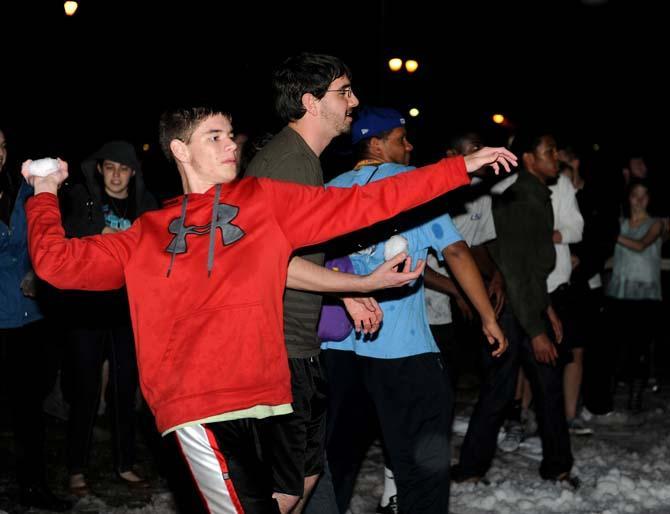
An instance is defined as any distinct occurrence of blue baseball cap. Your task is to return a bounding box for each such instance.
[351,106,406,145]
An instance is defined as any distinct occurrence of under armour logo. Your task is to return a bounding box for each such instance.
[166,203,245,254]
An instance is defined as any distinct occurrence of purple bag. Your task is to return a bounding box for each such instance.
[317,256,355,341]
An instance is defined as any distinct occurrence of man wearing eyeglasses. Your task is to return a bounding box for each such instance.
[245,53,366,513]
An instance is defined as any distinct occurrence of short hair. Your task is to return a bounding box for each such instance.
[272,53,351,123]
[446,132,482,156]
[159,106,231,161]
[509,128,552,158]
[354,128,395,161]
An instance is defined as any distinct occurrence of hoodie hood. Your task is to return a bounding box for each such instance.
[80,140,157,215]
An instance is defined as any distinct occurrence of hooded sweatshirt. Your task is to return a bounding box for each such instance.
[27,157,468,433]
[62,140,158,237]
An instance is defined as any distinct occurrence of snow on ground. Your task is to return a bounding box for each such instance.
[3,389,670,513]
[347,389,670,514]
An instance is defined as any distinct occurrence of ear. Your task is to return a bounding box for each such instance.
[369,137,383,153]
[368,137,387,160]
[302,92,319,117]
[522,151,535,171]
[170,139,189,163]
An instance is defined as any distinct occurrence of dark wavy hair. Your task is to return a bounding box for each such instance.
[272,53,351,123]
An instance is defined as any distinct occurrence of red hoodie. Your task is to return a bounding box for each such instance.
[27,157,468,433]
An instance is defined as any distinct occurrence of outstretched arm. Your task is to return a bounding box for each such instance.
[23,159,135,291]
[265,148,517,251]
[285,252,425,293]
[286,253,426,335]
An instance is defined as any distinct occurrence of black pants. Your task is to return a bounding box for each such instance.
[324,350,452,514]
[175,419,281,514]
[0,320,60,488]
[457,306,573,480]
[606,297,661,387]
[63,324,138,474]
[575,286,616,414]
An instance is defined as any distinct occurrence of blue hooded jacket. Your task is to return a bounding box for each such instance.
[0,180,42,328]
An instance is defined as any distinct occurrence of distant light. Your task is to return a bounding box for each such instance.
[492,113,505,125]
[388,58,403,72]
[142,144,150,152]
[593,143,600,152]
[64,1,78,16]
[405,60,419,73]
[409,108,420,117]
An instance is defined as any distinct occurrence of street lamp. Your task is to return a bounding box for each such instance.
[64,1,78,16]
[388,58,403,72]
[492,113,505,125]
[405,60,419,73]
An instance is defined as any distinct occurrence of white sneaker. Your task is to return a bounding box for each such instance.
[498,421,523,453]
[521,408,538,436]
[519,435,542,454]
[590,410,639,426]
[567,417,594,435]
[579,407,594,422]
[452,415,470,436]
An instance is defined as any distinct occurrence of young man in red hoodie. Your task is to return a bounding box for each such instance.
[23,106,515,513]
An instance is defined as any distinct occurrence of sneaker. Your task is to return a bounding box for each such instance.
[567,417,594,436]
[589,410,639,426]
[376,494,398,514]
[498,421,523,453]
[519,435,542,454]
[521,408,538,436]
[452,415,470,436]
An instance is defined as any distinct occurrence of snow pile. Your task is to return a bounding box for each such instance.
[350,403,670,513]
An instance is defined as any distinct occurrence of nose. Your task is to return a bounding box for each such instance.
[349,91,360,108]
[226,138,238,153]
[406,140,414,152]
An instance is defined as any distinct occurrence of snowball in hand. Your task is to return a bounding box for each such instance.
[384,235,409,261]
[28,158,59,177]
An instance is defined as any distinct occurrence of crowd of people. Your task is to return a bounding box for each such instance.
[1,52,667,514]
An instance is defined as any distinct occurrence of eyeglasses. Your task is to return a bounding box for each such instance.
[326,87,354,98]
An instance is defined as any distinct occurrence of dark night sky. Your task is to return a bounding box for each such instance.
[1,1,667,194]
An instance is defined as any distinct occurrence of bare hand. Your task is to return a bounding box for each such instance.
[487,272,505,316]
[102,226,120,235]
[552,230,563,244]
[21,158,69,194]
[481,317,508,358]
[342,296,383,335]
[463,147,518,175]
[570,254,580,270]
[362,252,426,292]
[531,332,558,365]
[547,305,563,344]
[20,271,37,298]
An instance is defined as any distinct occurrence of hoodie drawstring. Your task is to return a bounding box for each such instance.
[207,184,222,277]
[166,195,189,277]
